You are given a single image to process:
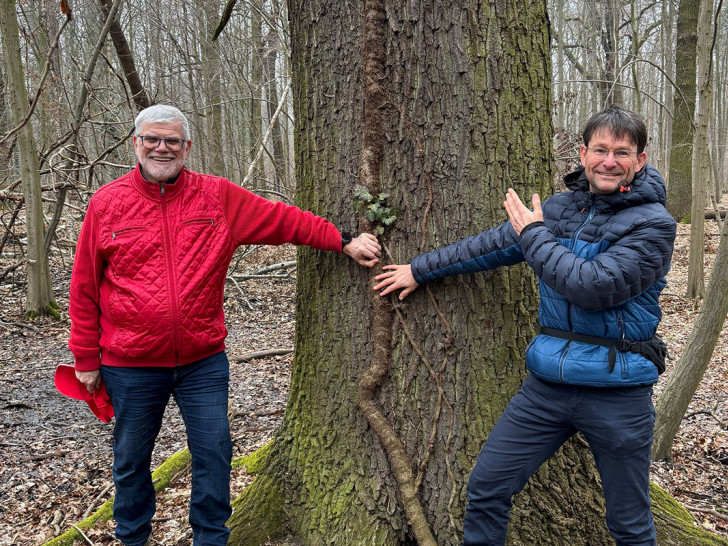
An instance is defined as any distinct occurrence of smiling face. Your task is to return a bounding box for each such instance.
[579,129,647,194]
[134,121,191,183]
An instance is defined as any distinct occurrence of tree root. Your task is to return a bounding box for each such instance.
[358,291,437,545]
[355,0,438,542]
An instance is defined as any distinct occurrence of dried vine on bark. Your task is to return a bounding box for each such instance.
[355,0,436,544]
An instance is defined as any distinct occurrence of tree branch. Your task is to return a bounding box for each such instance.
[0,13,71,147]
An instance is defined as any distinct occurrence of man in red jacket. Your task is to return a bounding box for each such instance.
[69,104,380,546]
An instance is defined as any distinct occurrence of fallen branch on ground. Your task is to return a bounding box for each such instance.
[231,348,293,362]
[42,442,272,545]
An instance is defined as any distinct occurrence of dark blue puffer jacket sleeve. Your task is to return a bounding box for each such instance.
[410,220,524,284]
[519,212,675,311]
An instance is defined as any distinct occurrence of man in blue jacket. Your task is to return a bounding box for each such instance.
[374,106,676,545]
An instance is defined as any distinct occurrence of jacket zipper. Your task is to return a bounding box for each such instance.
[616,313,625,376]
[557,342,570,382]
[160,182,181,365]
[183,218,215,227]
[559,196,596,382]
[112,226,145,239]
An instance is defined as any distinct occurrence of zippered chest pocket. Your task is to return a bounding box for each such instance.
[111,225,146,240]
[106,225,158,273]
[183,218,215,227]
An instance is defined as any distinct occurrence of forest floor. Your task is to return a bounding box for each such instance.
[0,223,727,545]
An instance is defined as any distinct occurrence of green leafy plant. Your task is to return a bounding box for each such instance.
[352,184,398,235]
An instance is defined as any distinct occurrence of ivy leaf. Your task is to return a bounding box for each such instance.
[364,209,376,222]
[353,185,373,202]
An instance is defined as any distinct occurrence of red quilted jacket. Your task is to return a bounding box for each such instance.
[69,165,342,371]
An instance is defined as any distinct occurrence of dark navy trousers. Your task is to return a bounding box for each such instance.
[101,351,232,546]
[463,374,656,546]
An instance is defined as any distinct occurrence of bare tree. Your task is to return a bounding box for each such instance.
[0,0,58,318]
[653,216,728,460]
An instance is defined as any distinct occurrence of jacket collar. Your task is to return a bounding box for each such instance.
[131,163,188,200]
[563,163,667,211]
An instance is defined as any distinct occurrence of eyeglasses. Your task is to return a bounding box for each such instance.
[586,147,637,160]
[138,135,186,151]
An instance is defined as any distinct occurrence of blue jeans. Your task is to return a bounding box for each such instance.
[101,351,232,546]
[464,375,656,546]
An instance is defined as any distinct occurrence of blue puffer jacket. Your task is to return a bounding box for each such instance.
[411,165,676,387]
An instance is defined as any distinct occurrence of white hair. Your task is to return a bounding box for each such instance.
[134,105,190,140]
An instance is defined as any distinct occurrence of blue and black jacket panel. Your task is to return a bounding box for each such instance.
[411,164,677,387]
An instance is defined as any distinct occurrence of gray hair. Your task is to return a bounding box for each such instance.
[582,106,647,153]
[134,105,190,141]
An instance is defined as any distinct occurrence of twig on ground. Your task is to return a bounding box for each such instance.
[230,348,293,362]
[684,402,727,429]
[69,524,95,546]
[225,276,254,310]
[685,505,728,523]
[82,483,114,520]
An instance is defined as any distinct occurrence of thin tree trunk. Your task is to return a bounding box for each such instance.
[98,0,151,111]
[248,0,264,188]
[653,218,728,460]
[660,0,675,178]
[687,0,718,299]
[0,0,56,317]
[667,0,700,221]
[199,1,226,176]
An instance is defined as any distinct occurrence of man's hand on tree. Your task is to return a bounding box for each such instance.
[343,233,382,267]
[504,188,543,235]
[374,264,420,300]
[76,369,101,393]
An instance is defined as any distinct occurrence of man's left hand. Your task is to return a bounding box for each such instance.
[504,188,543,235]
[343,233,381,267]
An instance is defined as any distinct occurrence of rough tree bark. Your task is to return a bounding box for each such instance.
[226,0,728,544]
[202,1,226,176]
[653,218,728,460]
[687,0,721,299]
[0,0,57,318]
[667,0,700,222]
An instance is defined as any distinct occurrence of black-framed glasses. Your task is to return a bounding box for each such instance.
[138,135,186,151]
[586,147,637,160]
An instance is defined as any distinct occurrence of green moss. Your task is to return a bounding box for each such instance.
[228,473,287,544]
[24,300,62,320]
[651,483,728,545]
[42,499,114,546]
[651,483,693,522]
[152,448,191,491]
[232,441,272,473]
[43,449,191,545]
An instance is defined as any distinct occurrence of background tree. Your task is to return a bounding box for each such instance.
[687,0,721,298]
[653,216,728,461]
[666,0,700,221]
[0,0,58,318]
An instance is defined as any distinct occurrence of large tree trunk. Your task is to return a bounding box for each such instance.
[227,1,728,544]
